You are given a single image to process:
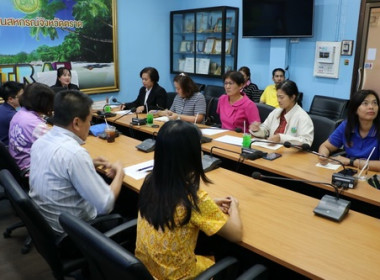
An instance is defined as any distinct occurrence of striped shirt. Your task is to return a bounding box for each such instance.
[170,92,206,116]
[29,126,115,234]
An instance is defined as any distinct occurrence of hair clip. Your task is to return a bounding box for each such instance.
[179,73,186,76]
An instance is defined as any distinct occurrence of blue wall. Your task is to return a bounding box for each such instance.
[94,0,360,111]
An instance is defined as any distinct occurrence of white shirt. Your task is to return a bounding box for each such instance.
[29,126,115,233]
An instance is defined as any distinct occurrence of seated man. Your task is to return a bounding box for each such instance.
[260,68,285,108]
[0,81,24,145]
[29,90,125,234]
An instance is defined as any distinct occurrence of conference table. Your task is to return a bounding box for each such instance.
[101,113,380,208]
[83,133,380,280]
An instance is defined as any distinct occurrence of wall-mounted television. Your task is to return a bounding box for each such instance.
[242,0,314,38]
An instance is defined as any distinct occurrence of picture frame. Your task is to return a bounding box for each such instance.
[0,0,119,94]
[179,41,193,53]
[213,39,222,54]
[204,38,215,54]
[214,17,232,32]
[225,39,232,54]
[341,40,354,56]
[196,40,205,53]
[179,41,188,53]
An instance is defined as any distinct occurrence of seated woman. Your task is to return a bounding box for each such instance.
[249,80,313,146]
[217,71,260,131]
[319,89,380,171]
[52,67,79,91]
[135,120,242,280]
[8,83,54,173]
[0,81,24,145]
[238,66,259,100]
[123,67,167,113]
[158,73,206,123]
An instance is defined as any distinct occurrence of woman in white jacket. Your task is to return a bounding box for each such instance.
[249,80,314,146]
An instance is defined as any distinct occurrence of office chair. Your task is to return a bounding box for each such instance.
[309,114,339,152]
[256,103,275,123]
[59,212,241,280]
[204,85,225,99]
[309,95,348,121]
[0,169,85,279]
[205,97,221,127]
[166,91,177,109]
[196,83,206,93]
[0,141,32,253]
[235,264,268,280]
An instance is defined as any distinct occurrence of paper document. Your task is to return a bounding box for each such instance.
[316,162,340,170]
[251,141,282,150]
[114,110,132,115]
[154,116,170,122]
[214,135,243,146]
[124,160,154,180]
[201,128,228,136]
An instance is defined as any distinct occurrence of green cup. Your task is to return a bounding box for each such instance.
[146,113,154,126]
[104,105,111,113]
[242,133,252,148]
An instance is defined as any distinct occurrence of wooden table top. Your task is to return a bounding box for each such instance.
[84,134,380,280]
[102,114,380,207]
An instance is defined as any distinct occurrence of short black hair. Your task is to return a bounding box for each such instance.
[54,67,72,87]
[272,68,285,77]
[20,83,54,116]
[0,81,24,101]
[53,90,93,127]
[140,67,159,83]
[223,70,245,85]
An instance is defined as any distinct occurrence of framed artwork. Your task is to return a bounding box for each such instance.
[341,40,354,56]
[204,38,215,54]
[0,0,119,94]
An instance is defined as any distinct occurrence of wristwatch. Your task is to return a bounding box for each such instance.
[349,157,355,167]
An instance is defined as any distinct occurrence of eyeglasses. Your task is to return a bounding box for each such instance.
[361,100,378,107]
[224,82,235,86]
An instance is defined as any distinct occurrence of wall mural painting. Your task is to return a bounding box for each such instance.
[0,0,119,94]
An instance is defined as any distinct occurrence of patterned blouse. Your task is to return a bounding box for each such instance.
[135,189,228,280]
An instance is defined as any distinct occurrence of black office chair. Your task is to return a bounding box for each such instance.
[0,169,85,279]
[309,114,339,152]
[256,103,275,123]
[235,264,268,280]
[196,83,206,93]
[59,212,241,280]
[0,141,32,253]
[166,91,177,109]
[309,95,348,121]
[205,97,221,127]
[204,85,225,99]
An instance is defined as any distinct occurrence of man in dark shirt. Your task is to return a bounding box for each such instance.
[0,81,24,145]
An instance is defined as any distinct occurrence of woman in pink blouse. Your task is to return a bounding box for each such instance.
[217,71,260,131]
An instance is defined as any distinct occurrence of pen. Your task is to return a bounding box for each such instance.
[137,165,153,172]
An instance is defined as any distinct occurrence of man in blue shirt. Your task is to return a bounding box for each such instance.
[0,81,24,145]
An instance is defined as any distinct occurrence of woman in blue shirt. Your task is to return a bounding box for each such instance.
[318,90,380,171]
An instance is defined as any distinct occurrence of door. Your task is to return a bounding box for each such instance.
[355,1,380,94]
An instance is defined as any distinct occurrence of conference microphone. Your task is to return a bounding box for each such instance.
[131,107,147,125]
[113,107,136,122]
[251,139,285,146]
[284,142,357,189]
[111,97,124,105]
[251,171,351,222]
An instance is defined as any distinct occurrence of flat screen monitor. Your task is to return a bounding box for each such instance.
[242,0,314,38]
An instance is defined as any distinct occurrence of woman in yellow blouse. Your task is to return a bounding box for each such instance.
[135,120,242,280]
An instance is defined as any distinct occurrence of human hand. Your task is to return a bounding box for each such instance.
[170,113,178,120]
[214,197,231,214]
[136,106,145,114]
[268,134,280,144]
[226,196,239,215]
[106,161,124,178]
[249,122,261,133]
[93,156,111,168]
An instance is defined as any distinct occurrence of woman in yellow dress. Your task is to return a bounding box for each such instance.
[135,120,242,279]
